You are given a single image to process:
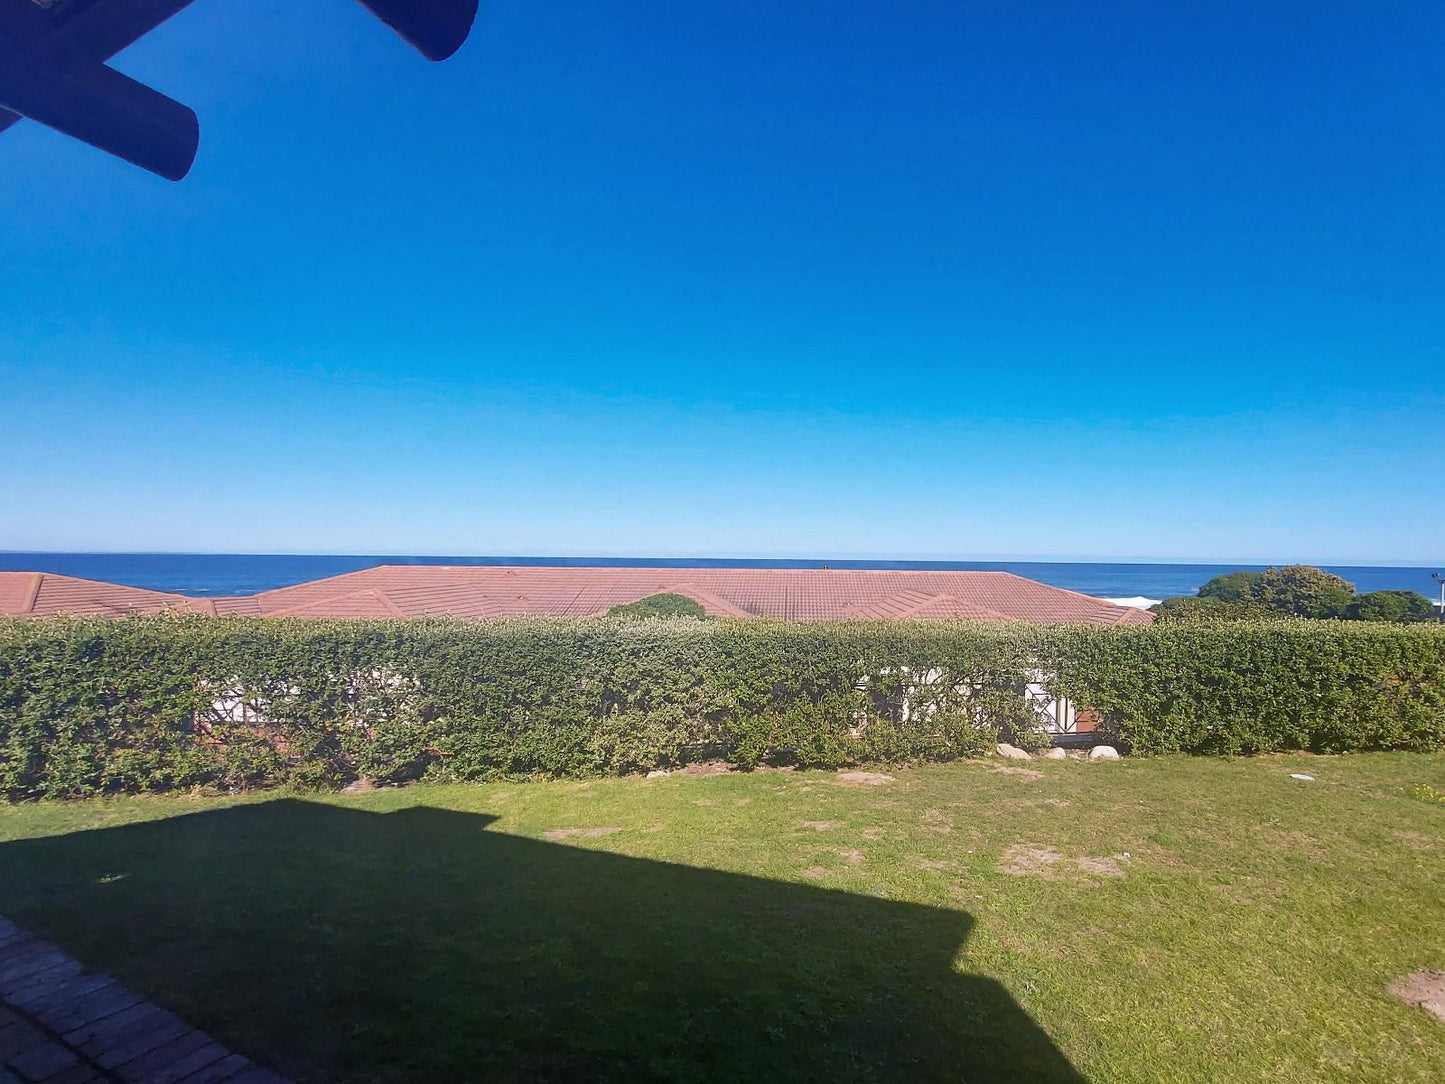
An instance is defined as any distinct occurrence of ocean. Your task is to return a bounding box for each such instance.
[0,553,1440,604]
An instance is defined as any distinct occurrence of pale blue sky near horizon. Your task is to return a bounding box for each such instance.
[1,1,1441,564]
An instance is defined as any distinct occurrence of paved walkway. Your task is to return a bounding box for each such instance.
[0,916,288,1084]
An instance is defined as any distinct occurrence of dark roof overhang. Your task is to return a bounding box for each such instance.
[0,0,478,180]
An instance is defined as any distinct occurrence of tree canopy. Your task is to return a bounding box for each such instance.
[1252,565,1355,618]
[1344,589,1438,623]
[1153,566,1437,624]
[1197,570,1263,603]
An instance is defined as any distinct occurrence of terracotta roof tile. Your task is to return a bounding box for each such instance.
[0,571,189,617]
[0,565,1156,625]
[209,597,263,616]
[0,573,42,614]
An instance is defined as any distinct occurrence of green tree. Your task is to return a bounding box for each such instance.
[1344,590,1437,623]
[1252,565,1355,618]
[1197,570,1263,603]
[606,593,710,619]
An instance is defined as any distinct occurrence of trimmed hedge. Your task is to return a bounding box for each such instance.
[0,616,1442,798]
[1047,621,1445,756]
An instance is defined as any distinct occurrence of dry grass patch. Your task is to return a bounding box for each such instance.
[920,808,953,834]
[1391,972,1445,1023]
[835,771,894,787]
[993,766,1044,781]
[998,844,1131,880]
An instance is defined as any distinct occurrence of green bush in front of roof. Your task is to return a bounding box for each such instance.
[0,616,1441,798]
[606,594,710,619]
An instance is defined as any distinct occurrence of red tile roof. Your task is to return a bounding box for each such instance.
[0,566,1154,625]
[0,571,193,617]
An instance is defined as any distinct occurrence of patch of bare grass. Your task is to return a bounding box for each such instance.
[1074,853,1131,877]
[999,844,1064,877]
[1391,972,1445,1023]
[920,808,953,835]
[992,766,1043,781]
[998,844,1131,880]
[836,771,894,787]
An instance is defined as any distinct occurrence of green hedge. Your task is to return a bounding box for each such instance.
[0,616,1442,798]
[1047,621,1445,756]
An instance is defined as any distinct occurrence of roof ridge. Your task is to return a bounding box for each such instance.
[21,572,42,614]
[29,570,185,598]
[886,592,953,620]
[988,570,1135,612]
[892,593,1017,623]
[317,565,1016,576]
[372,588,406,618]
[265,587,390,617]
[667,583,751,618]
[255,565,395,597]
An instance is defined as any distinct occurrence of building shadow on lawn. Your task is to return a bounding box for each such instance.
[0,800,1083,1083]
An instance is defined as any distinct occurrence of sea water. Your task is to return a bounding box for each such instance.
[0,553,1439,604]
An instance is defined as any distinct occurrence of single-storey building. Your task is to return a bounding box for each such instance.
[0,565,1153,625]
[0,565,1148,743]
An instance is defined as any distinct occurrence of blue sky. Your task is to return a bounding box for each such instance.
[1,1,1441,563]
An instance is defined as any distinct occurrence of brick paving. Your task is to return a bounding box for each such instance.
[0,916,287,1084]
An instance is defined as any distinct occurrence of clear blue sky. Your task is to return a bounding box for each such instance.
[2,1,1441,563]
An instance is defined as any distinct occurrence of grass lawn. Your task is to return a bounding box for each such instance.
[1,753,1442,1083]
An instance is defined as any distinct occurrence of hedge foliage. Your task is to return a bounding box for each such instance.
[1,616,1442,798]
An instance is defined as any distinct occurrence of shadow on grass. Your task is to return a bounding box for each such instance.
[0,800,1083,1082]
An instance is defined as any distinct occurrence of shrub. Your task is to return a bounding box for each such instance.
[1252,565,1355,618]
[1157,566,1436,624]
[0,616,1441,798]
[1345,590,1437,623]
[1151,595,1271,623]
[1197,570,1264,603]
[606,594,710,619]
[1047,620,1445,755]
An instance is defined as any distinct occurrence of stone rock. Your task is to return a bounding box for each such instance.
[996,743,1032,760]
[645,769,671,779]
[341,778,378,793]
[1088,745,1121,761]
[1041,747,1068,760]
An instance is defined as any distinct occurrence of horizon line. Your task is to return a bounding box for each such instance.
[1,549,1441,570]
